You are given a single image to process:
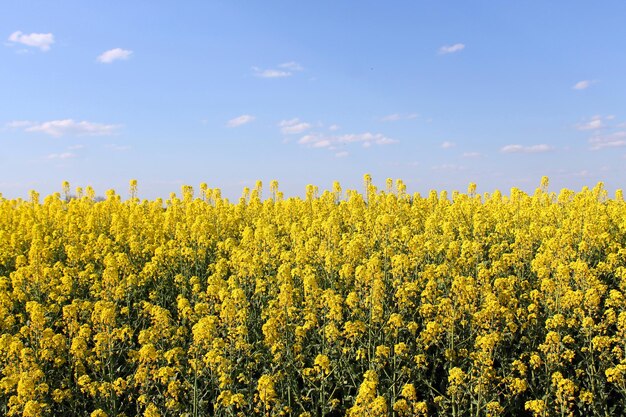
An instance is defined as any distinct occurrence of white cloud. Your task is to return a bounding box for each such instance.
[500,144,554,154]
[7,119,121,137]
[575,114,626,149]
[252,62,303,78]
[438,43,465,54]
[226,114,255,127]
[462,152,482,158]
[554,168,592,179]
[252,67,291,78]
[441,141,455,149]
[380,113,418,122]
[106,144,131,151]
[335,151,349,158]
[68,144,85,150]
[278,61,304,71]
[46,152,76,160]
[8,31,54,51]
[328,124,340,131]
[589,131,626,150]
[576,115,609,131]
[299,135,331,148]
[573,80,595,90]
[97,48,133,63]
[298,132,397,149]
[278,118,311,134]
[254,68,291,78]
[431,163,465,172]
[5,120,34,128]
[381,114,401,122]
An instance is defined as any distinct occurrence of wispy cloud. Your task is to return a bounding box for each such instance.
[278,118,311,134]
[589,131,626,150]
[431,163,465,172]
[5,120,33,128]
[381,114,402,122]
[328,124,340,131]
[575,114,626,150]
[252,68,291,78]
[462,152,482,158]
[278,61,303,71]
[7,31,54,51]
[441,141,455,149]
[385,161,419,168]
[554,168,592,179]
[299,132,397,149]
[106,144,131,151]
[7,119,121,137]
[438,43,465,54]
[227,114,255,127]
[335,151,349,158]
[97,48,133,63]
[380,113,419,122]
[46,152,76,160]
[576,115,611,131]
[500,144,554,154]
[573,80,596,90]
[252,62,303,78]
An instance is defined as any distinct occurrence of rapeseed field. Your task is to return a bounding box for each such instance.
[1,176,625,416]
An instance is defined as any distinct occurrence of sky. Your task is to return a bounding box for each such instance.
[2,1,626,200]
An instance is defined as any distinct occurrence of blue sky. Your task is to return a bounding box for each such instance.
[2,1,626,200]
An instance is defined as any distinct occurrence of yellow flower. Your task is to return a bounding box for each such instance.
[22,401,44,417]
[401,383,417,401]
[525,399,546,416]
[257,374,277,409]
[375,345,390,359]
[448,367,466,386]
[143,403,161,417]
[314,354,331,375]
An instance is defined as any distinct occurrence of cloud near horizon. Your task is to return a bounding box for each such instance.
[6,119,121,137]
[589,131,626,150]
[298,132,397,150]
[500,144,554,154]
[574,114,626,150]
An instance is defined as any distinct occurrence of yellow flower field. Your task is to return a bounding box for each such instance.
[1,176,625,416]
